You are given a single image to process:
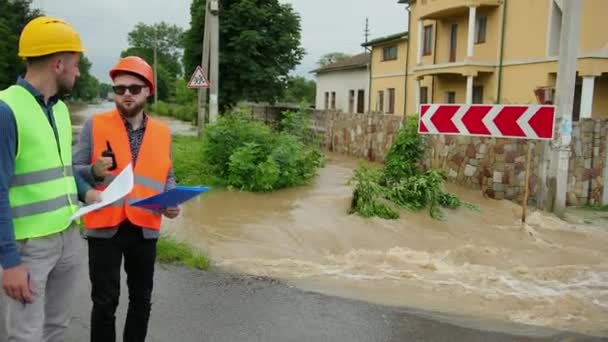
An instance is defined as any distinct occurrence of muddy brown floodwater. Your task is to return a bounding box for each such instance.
[163,154,608,337]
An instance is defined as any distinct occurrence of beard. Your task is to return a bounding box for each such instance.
[56,78,75,97]
[116,99,146,118]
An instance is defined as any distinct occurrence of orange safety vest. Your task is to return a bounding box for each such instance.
[83,110,171,230]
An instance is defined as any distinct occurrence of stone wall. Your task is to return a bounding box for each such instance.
[247,104,607,206]
[309,110,403,162]
[424,119,608,205]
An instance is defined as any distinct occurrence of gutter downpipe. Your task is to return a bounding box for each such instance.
[403,5,412,117]
[496,0,507,103]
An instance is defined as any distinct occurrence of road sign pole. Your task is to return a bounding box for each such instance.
[521,141,534,224]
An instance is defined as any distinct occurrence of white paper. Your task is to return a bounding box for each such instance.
[69,163,134,222]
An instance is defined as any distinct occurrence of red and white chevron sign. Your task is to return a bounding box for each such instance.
[418,104,555,140]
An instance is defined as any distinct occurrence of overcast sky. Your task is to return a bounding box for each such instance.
[31,0,408,83]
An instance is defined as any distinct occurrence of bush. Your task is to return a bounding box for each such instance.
[349,116,476,220]
[172,136,222,186]
[148,100,197,124]
[202,112,324,192]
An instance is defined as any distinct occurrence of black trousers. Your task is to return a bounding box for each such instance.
[88,221,157,342]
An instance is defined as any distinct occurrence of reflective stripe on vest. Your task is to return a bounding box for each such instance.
[0,85,79,240]
[83,110,171,230]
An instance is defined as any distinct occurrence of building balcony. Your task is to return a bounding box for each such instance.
[413,0,501,20]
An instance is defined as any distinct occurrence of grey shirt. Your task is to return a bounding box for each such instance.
[73,113,175,239]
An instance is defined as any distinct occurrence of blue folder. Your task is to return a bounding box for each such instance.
[131,186,210,210]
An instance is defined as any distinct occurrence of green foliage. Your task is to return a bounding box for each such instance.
[120,22,185,101]
[172,136,221,186]
[0,0,42,90]
[280,103,319,146]
[99,83,112,99]
[183,0,305,110]
[156,237,210,270]
[149,100,198,123]
[349,116,475,220]
[383,117,425,183]
[349,166,399,220]
[202,112,323,192]
[70,55,100,102]
[283,76,315,104]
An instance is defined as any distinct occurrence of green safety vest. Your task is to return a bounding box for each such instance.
[0,85,79,240]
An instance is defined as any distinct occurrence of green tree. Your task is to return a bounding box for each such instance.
[70,55,100,101]
[120,22,185,101]
[317,52,351,67]
[283,76,315,104]
[0,0,42,89]
[183,0,305,110]
[99,83,112,99]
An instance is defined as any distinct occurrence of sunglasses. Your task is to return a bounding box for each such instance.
[112,84,147,95]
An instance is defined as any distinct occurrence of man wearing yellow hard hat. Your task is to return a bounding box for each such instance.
[0,16,101,341]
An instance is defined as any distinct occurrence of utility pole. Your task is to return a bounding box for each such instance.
[209,0,220,123]
[550,0,581,216]
[153,27,158,106]
[364,18,370,52]
[197,0,220,135]
[197,2,211,136]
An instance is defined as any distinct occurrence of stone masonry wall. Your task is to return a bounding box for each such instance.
[309,110,404,162]
[248,104,607,206]
[424,119,608,205]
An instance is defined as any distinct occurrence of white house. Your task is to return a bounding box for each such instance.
[312,53,370,113]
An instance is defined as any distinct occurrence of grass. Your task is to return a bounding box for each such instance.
[583,204,608,212]
[172,135,224,187]
[156,236,210,270]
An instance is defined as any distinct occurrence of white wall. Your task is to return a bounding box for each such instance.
[314,68,370,112]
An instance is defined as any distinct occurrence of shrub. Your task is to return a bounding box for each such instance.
[349,116,476,220]
[202,112,323,192]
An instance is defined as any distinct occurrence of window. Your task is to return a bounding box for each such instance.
[449,24,458,62]
[377,91,384,112]
[475,16,487,44]
[324,92,329,109]
[387,88,396,114]
[423,25,433,55]
[420,86,428,104]
[473,86,484,104]
[331,92,336,110]
[357,90,365,113]
[348,90,355,113]
[446,91,456,104]
[382,46,398,61]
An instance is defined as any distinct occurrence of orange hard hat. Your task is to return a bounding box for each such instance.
[109,56,155,95]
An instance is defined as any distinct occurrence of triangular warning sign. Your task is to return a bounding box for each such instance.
[187,66,210,89]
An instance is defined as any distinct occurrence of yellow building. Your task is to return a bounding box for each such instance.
[368,0,608,119]
[363,32,409,116]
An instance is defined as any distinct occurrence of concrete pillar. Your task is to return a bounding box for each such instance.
[415,79,422,111]
[467,6,477,58]
[552,0,581,216]
[417,20,423,64]
[579,76,595,119]
[466,75,474,104]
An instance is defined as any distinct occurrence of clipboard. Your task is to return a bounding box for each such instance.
[131,186,210,210]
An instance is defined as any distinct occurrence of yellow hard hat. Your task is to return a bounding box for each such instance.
[18,16,85,58]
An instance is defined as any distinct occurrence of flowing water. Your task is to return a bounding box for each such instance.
[75,104,608,337]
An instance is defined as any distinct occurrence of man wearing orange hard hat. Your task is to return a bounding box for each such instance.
[0,16,102,342]
[73,55,179,342]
